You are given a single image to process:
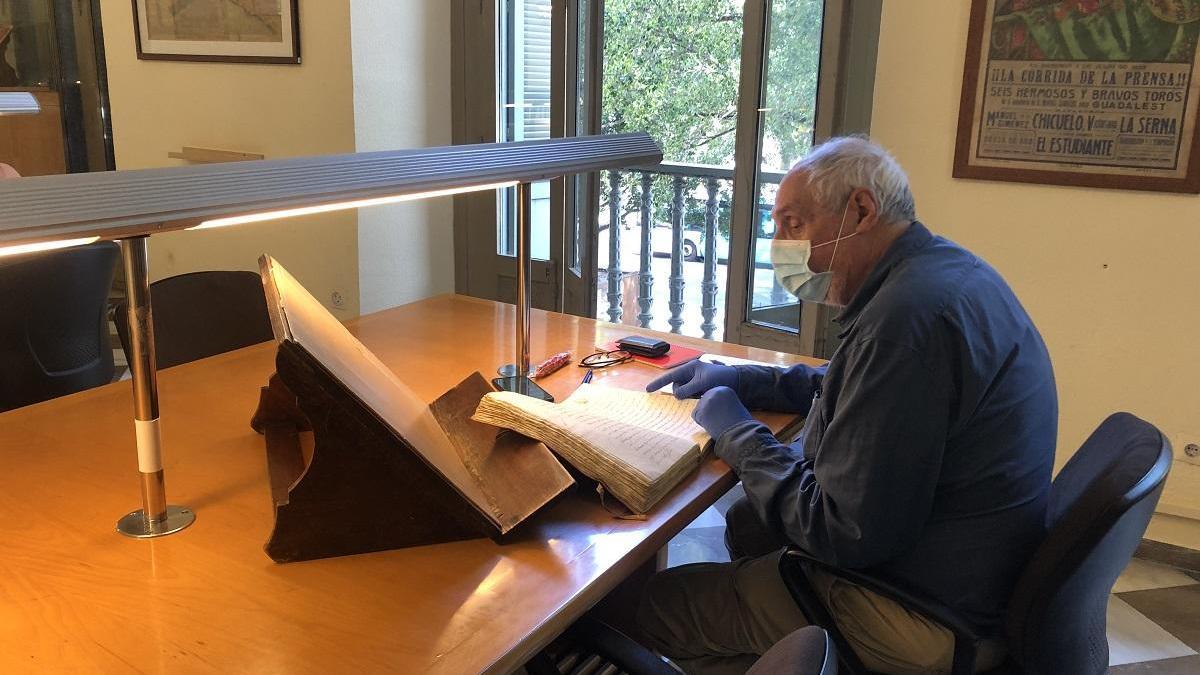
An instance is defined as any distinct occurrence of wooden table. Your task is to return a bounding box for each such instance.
[0,295,818,673]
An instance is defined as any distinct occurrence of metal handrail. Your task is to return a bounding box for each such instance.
[626,161,786,184]
[601,162,790,339]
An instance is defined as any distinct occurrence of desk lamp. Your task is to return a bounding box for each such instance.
[0,92,40,115]
[0,133,663,538]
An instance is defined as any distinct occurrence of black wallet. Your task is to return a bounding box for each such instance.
[617,335,670,357]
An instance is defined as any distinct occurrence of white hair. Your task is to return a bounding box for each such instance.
[791,136,916,223]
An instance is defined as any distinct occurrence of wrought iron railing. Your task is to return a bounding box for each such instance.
[598,162,786,340]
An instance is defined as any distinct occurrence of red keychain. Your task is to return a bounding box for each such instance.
[530,351,572,379]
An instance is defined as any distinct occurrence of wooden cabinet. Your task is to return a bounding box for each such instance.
[0,88,66,176]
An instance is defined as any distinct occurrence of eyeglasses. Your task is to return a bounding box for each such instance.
[579,349,632,369]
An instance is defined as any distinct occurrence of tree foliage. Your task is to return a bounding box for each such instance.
[761,0,825,167]
[601,0,824,169]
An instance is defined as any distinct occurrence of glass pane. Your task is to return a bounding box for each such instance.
[746,0,824,333]
[0,2,55,88]
[498,0,552,260]
[595,0,743,338]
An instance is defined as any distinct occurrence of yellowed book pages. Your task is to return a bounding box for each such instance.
[473,384,709,513]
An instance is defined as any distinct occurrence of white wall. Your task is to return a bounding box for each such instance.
[351,0,455,314]
[871,1,1200,542]
[102,0,457,318]
[99,0,359,317]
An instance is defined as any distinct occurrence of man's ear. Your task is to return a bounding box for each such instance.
[850,188,880,233]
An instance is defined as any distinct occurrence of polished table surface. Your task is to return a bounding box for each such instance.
[0,294,818,674]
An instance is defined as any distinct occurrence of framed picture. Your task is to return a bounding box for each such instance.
[955,0,1200,193]
[132,0,301,65]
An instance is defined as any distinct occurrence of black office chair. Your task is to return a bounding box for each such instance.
[0,241,119,413]
[534,617,836,675]
[781,412,1172,675]
[747,626,838,675]
[114,270,274,370]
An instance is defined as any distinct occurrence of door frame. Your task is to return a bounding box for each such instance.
[722,0,881,357]
[451,0,592,316]
[4,0,114,174]
[557,0,605,318]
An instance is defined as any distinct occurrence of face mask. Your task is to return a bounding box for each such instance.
[770,201,857,304]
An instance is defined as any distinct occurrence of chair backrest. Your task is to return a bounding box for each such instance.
[747,626,837,675]
[114,270,273,370]
[0,242,119,412]
[1004,412,1172,675]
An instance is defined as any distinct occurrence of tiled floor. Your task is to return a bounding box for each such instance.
[667,483,1200,674]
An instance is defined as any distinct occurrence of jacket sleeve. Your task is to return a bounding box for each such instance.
[715,338,950,569]
[733,363,827,414]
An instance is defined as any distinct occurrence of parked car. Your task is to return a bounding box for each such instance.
[640,204,776,265]
[686,204,776,266]
[649,224,703,261]
[649,224,774,268]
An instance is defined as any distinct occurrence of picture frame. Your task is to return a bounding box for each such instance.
[132,0,301,65]
[954,0,1200,193]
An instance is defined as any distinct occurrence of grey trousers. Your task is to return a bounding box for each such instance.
[635,496,1003,675]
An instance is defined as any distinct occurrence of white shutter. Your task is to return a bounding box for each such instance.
[521,0,552,140]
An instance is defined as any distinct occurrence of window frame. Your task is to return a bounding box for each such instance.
[722,0,882,357]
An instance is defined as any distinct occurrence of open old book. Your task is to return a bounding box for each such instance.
[259,255,574,545]
[473,386,711,514]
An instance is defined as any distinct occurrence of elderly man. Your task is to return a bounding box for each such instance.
[638,137,1056,674]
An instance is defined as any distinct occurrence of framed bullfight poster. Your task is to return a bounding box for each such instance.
[955,0,1200,192]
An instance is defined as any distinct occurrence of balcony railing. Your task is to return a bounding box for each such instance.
[597,162,787,340]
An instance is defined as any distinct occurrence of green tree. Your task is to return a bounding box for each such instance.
[601,0,824,169]
[601,0,742,165]
[761,0,825,168]
[599,0,824,247]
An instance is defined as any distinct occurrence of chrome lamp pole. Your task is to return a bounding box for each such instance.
[494,182,553,401]
[114,236,195,538]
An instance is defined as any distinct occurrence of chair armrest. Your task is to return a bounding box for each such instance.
[779,550,870,674]
[783,548,985,643]
[782,548,990,675]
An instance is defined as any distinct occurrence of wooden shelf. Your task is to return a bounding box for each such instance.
[168,146,265,164]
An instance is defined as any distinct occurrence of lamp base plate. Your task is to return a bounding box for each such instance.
[491,376,554,402]
[116,505,196,538]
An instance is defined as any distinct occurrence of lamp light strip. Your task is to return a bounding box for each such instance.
[189,180,519,230]
[0,236,100,258]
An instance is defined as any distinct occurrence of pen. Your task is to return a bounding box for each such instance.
[582,369,593,384]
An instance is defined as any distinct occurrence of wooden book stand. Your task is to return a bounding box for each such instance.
[251,340,571,563]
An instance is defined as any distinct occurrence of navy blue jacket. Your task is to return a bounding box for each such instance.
[718,221,1056,629]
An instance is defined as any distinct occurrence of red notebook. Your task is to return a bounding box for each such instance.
[600,341,704,369]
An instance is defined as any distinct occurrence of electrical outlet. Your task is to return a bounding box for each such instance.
[1183,442,1200,466]
[331,290,346,309]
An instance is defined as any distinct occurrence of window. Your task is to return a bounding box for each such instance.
[498,0,553,260]
[746,0,825,333]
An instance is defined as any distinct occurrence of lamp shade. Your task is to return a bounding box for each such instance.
[0,133,662,248]
[0,92,40,116]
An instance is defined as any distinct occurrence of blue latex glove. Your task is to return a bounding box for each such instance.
[645,360,739,399]
[692,386,754,440]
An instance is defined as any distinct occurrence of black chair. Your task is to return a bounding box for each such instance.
[781,412,1173,675]
[114,270,274,370]
[747,626,838,675]
[0,242,119,413]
